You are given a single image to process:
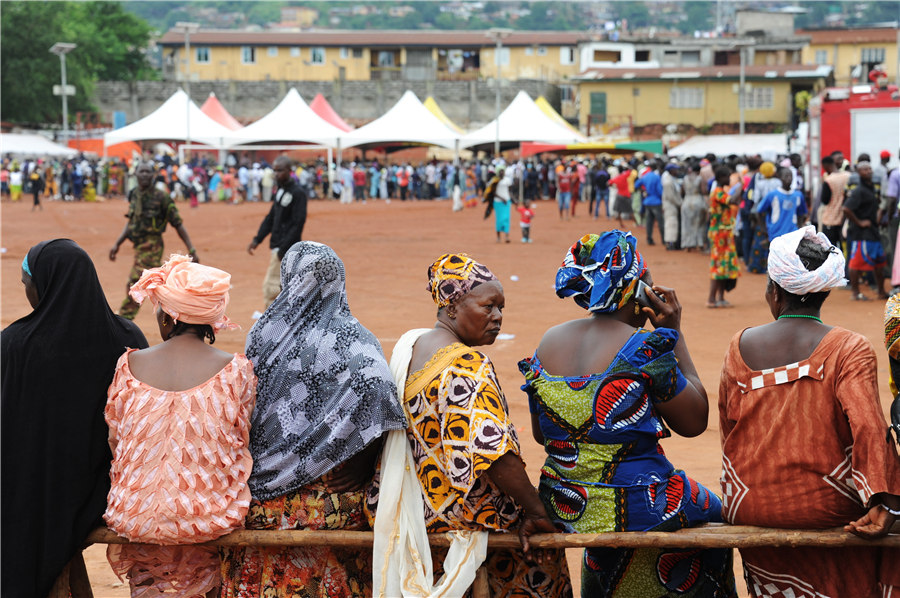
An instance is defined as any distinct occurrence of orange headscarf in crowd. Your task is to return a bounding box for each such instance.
[129,254,238,331]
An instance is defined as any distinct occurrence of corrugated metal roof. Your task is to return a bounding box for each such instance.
[576,64,831,81]
[158,29,590,48]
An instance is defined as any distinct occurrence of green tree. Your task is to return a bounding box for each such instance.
[0,1,154,124]
[614,2,651,30]
[681,1,713,34]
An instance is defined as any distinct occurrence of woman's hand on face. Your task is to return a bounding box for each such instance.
[641,285,681,330]
[844,505,896,538]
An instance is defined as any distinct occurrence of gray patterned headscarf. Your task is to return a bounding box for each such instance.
[245,241,407,501]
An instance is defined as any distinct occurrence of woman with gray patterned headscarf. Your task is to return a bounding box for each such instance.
[221,241,406,598]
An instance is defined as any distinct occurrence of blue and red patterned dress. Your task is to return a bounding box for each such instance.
[519,327,736,598]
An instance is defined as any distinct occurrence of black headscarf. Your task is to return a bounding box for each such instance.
[1,239,148,596]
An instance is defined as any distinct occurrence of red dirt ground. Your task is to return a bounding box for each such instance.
[2,196,894,596]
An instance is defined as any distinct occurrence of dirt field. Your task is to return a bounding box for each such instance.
[2,195,895,596]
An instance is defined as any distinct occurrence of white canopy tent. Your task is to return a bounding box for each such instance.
[103,89,232,149]
[667,134,788,161]
[460,90,586,149]
[221,88,345,147]
[339,90,461,150]
[1,133,78,157]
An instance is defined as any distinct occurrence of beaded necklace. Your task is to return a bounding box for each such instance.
[777,314,823,323]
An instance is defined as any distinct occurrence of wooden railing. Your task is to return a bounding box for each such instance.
[52,524,900,598]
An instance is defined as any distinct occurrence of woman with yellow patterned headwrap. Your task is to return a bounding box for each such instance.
[370,253,572,598]
[746,161,781,274]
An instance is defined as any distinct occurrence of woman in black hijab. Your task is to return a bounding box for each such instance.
[1,239,148,597]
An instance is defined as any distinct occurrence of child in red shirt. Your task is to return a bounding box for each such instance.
[517,201,535,243]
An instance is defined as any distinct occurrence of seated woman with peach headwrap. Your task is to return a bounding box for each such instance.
[103,255,256,598]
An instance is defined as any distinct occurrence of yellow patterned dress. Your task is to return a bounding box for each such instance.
[368,342,572,597]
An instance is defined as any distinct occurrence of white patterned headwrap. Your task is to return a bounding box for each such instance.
[767,225,847,294]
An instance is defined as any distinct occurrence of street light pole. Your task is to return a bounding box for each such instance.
[487,28,512,160]
[176,22,200,161]
[739,46,746,136]
[49,42,77,146]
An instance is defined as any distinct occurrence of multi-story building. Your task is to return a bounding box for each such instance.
[156,29,589,83]
[575,63,830,137]
[572,10,832,137]
[799,27,899,87]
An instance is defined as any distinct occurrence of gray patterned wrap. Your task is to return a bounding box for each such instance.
[245,241,407,501]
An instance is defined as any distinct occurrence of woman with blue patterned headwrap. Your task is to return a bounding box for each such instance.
[520,230,736,598]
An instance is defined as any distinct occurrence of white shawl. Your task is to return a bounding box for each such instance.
[372,328,488,598]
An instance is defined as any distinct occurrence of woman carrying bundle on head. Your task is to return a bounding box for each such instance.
[719,225,900,597]
[103,255,255,598]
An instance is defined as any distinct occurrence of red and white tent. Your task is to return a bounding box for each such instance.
[309,94,353,132]
[200,92,243,131]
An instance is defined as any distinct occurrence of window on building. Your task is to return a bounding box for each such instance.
[310,47,325,65]
[352,48,363,58]
[635,50,650,62]
[290,47,301,57]
[559,84,574,102]
[860,47,885,63]
[560,46,576,65]
[681,50,701,66]
[241,46,256,64]
[525,47,534,56]
[340,47,349,59]
[268,46,278,57]
[195,46,210,64]
[669,87,704,109]
[589,91,607,122]
[593,50,622,63]
[814,49,829,64]
[378,51,395,67]
[537,46,548,56]
[494,47,510,66]
[740,86,774,110]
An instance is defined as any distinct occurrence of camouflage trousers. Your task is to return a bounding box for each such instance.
[119,236,164,319]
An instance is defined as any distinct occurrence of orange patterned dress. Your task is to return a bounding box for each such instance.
[104,350,256,597]
[719,327,900,597]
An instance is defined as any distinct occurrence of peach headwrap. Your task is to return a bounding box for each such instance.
[129,254,238,331]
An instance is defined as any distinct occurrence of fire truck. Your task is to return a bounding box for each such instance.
[807,84,899,197]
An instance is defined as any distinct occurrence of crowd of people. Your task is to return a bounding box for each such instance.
[3,145,900,597]
[3,223,899,597]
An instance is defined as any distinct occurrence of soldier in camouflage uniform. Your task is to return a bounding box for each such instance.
[109,161,200,319]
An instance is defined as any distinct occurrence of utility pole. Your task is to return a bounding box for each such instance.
[487,28,513,159]
[176,22,200,161]
[49,42,77,146]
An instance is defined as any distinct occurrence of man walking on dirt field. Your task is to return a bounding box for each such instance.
[109,161,199,319]
[247,156,308,307]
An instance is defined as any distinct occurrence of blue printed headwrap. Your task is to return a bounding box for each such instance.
[22,255,32,277]
[555,231,646,313]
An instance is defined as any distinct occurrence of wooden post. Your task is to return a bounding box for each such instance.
[69,551,94,598]
[472,566,490,598]
[47,563,69,598]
